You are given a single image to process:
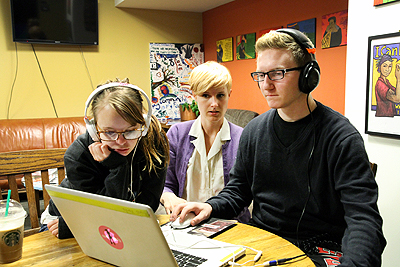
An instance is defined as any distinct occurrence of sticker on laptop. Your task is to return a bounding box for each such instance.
[99,226,124,249]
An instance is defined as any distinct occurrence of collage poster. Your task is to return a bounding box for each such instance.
[150,43,204,121]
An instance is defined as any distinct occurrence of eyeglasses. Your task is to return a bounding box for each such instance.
[97,126,144,141]
[250,66,304,82]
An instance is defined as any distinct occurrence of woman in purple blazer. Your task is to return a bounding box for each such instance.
[160,61,250,222]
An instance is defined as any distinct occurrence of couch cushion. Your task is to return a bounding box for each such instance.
[0,117,86,152]
[0,119,45,153]
[44,117,86,148]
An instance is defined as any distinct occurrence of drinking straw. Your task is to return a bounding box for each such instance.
[5,189,11,217]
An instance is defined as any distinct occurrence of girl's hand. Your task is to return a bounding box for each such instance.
[160,192,187,214]
[89,142,111,162]
[47,218,59,238]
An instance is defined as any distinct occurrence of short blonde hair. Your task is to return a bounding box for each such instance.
[189,61,232,95]
[255,30,312,67]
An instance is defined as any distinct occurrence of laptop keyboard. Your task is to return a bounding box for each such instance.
[171,249,208,267]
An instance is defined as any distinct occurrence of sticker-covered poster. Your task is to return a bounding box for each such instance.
[150,43,204,121]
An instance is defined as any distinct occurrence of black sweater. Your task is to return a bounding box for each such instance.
[206,102,386,266]
[49,131,167,238]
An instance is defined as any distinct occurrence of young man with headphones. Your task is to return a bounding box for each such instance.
[45,79,169,239]
[171,29,385,266]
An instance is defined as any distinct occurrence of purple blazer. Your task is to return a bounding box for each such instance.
[164,119,250,222]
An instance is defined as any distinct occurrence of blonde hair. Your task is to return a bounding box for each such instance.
[189,61,232,95]
[91,78,169,173]
[255,30,312,67]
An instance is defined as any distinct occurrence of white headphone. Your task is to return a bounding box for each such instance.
[84,82,152,142]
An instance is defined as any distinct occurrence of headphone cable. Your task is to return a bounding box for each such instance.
[129,137,142,201]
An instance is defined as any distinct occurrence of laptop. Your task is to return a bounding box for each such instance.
[45,184,245,267]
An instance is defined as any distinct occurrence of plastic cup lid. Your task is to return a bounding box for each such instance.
[0,199,27,222]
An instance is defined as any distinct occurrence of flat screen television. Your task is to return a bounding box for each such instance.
[10,0,98,45]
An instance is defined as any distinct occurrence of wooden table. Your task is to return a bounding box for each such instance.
[7,215,314,266]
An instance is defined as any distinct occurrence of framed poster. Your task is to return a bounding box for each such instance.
[217,37,233,63]
[236,33,256,60]
[374,0,400,6]
[287,18,316,47]
[365,32,400,139]
[150,43,204,121]
[321,10,348,49]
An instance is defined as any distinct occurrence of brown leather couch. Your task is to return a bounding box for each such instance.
[0,117,86,191]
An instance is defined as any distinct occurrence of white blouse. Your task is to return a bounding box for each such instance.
[183,116,231,203]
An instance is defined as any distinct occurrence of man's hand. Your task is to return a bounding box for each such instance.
[170,202,213,227]
[160,192,187,215]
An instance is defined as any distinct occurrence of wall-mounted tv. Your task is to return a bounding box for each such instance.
[10,0,98,45]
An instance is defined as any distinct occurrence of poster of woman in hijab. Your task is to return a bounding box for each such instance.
[374,54,400,117]
[366,32,400,139]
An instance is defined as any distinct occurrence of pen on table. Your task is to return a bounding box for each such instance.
[262,254,306,266]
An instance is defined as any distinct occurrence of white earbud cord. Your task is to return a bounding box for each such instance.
[128,136,142,201]
[162,226,262,266]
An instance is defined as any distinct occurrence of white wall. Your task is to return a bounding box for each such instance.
[346,1,400,266]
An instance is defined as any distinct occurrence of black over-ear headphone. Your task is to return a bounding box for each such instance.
[276,28,321,94]
[84,82,152,142]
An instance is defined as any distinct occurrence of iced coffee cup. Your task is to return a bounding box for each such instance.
[0,199,27,264]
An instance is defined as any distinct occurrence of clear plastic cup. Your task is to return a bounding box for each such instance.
[0,199,27,263]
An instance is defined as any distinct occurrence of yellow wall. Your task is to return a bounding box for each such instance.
[0,0,202,119]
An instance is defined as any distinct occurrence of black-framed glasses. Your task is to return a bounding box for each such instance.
[97,126,144,141]
[250,66,304,82]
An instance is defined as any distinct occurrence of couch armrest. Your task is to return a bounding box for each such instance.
[225,109,259,128]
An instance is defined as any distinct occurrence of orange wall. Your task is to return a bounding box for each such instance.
[203,0,348,115]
